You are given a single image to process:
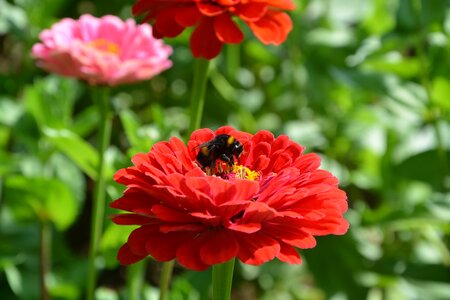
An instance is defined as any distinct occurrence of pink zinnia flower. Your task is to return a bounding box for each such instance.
[111,126,349,271]
[32,14,172,86]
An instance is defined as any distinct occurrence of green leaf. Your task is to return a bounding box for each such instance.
[43,128,98,179]
[0,98,23,126]
[119,110,143,148]
[47,153,86,204]
[4,263,22,295]
[0,0,27,34]
[3,175,78,230]
[100,223,135,268]
[71,106,99,137]
[24,76,79,130]
[0,151,17,176]
[119,109,157,154]
[371,259,450,283]
[431,77,450,111]
[396,150,450,189]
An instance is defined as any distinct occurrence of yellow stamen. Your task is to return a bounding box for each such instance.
[86,39,120,55]
[233,164,260,181]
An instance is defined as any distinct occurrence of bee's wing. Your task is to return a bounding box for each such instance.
[195,140,209,149]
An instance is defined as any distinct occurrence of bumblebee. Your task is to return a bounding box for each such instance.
[196,134,243,172]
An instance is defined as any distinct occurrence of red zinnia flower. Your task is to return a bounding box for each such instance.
[132,0,296,59]
[111,126,348,271]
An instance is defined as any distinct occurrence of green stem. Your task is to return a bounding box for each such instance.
[188,58,211,134]
[86,87,113,300]
[127,261,146,300]
[39,220,51,300]
[413,0,448,192]
[159,260,175,300]
[212,259,235,300]
[226,44,240,82]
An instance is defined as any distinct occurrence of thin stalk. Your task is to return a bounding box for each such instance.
[188,58,211,134]
[413,0,448,191]
[127,261,146,300]
[39,220,51,300]
[159,260,175,300]
[86,87,113,300]
[212,259,235,300]
[226,44,240,82]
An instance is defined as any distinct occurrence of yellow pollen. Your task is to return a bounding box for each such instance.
[86,39,120,55]
[233,164,260,181]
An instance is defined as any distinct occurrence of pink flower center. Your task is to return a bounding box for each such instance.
[86,39,120,55]
[208,163,260,181]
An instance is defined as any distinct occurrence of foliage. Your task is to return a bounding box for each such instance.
[1,0,450,299]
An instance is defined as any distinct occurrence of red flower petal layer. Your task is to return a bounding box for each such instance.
[132,0,296,59]
[111,126,349,271]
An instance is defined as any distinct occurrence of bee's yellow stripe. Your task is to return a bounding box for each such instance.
[201,147,209,155]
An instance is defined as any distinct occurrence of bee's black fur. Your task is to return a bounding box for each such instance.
[196,134,243,170]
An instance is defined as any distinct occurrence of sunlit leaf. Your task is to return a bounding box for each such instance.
[43,128,98,179]
[3,175,78,230]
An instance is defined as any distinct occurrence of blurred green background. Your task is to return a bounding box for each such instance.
[1,0,450,299]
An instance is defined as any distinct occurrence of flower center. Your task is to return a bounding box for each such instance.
[86,39,120,55]
[206,162,260,181]
[232,164,260,181]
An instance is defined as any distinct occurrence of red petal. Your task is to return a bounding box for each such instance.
[252,155,270,172]
[151,204,198,222]
[271,135,290,153]
[236,232,280,265]
[253,129,274,144]
[264,219,317,248]
[190,18,223,59]
[210,177,257,206]
[111,214,155,225]
[300,215,348,236]
[196,2,226,16]
[277,242,302,264]
[217,201,250,223]
[199,230,239,265]
[227,222,261,233]
[159,224,205,233]
[176,235,210,271]
[145,231,196,262]
[294,153,321,172]
[269,152,293,172]
[127,226,157,256]
[175,6,203,27]
[110,189,159,212]
[252,142,271,159]
[214,13,243,44]
[284,143,304,159]
[214,126,236,135]
[333,218,350,235]
[247,11,292,45]
[154,8,186,38]
[235,3,268,21]
[117,243,146,265]
[240,201,281,223]
[261,0,296,10]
